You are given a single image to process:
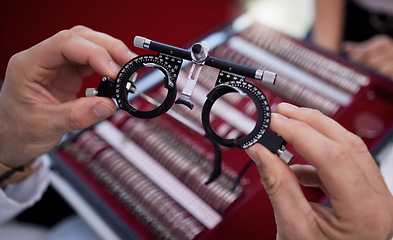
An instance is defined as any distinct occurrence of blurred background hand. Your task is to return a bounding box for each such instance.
[343,34,393,79]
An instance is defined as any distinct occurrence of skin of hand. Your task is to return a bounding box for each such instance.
[0,26,136,168]
[343,34,393,79]
[246,102,393,240]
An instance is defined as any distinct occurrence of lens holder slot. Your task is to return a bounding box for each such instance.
[114,54,183,119]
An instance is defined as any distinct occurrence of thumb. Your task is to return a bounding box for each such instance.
[246,144,313,231]
[246,144,298,198]
[53,96,116,133]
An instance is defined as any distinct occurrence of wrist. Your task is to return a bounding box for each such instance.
[0,160,42,187]
[0,126,32,168]
[0,99,35,168]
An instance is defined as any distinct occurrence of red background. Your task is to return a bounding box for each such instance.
[0,0,243,79]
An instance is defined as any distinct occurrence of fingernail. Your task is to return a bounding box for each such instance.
[93,102,116,118]
[278,102,298,111]
[108,61,120,74]
[271,112,288,121]
[127,50,136,59]
[245,147,262,167]
[250,157,261,167]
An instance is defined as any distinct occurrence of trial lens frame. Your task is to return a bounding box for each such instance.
[86,36,293,185]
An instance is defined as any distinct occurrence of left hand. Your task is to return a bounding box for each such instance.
[343,34,393,79]
[0,26,135,168]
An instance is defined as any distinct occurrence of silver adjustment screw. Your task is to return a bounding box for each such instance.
[262,70,277,85]
[85,88,98,97]
[277,149,294,164]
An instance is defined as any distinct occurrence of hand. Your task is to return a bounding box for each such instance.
[343,34,393,80]
[246,103,393,240]
[0,26,135,168]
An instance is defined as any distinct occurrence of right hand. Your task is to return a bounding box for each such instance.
[246,103,393,240]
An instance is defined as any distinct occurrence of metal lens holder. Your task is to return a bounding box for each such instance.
[86,36,294,185]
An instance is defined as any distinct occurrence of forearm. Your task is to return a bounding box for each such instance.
[312,0,346,52]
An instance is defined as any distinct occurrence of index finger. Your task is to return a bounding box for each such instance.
[270,112,372,204]
[70,26,136,66]
[27,29,122,79]
[275,103,388,196]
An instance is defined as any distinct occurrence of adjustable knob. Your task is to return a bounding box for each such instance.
[85,88,98,97]
[278,149,294,164]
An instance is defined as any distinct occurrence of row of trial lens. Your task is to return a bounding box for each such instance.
[110,111,243,213]
[241,23,369,92]
[64,130,206,240]
[213,39,340,115]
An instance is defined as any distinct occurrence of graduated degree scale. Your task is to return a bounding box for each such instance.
[51,16,393,240]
